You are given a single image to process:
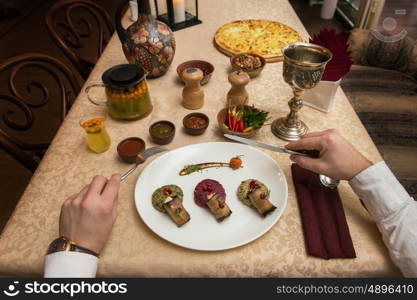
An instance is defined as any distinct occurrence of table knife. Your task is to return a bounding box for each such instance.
[223,134,319,158]
[121,146,168,181]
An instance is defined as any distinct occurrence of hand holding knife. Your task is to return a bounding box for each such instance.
[223,134,319,158]
[224,134,340,188]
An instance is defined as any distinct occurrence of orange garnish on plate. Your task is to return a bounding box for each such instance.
[229,156,243,170]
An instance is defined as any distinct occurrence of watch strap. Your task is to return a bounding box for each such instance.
[47,236,99,257]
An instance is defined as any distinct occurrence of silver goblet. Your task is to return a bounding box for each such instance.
[272,43,338,188]
[271,42,332,141]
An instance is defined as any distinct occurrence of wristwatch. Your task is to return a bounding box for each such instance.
[47,236,99,257]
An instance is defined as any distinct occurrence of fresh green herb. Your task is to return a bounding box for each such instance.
[243,106,269,129]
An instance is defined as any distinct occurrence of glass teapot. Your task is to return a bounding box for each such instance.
[86,64,153,120]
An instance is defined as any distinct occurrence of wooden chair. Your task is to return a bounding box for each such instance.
[45,0,114,79]
[342,29,417,198]
[0,53,81,172]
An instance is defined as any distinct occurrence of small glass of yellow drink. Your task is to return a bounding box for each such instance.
[80,117,111,153]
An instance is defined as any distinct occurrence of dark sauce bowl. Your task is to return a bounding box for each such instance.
[149,120,176,145]
[117,137,146,163]
[183,113,209,136]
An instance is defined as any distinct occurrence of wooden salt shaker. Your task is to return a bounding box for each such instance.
[227,71,250,106]
[182,68,204,110]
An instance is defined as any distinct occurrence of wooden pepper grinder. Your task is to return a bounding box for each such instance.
[227,70,250,106]
[182,68,204,110]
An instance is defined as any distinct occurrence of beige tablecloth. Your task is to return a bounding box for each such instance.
[0,0,401,277]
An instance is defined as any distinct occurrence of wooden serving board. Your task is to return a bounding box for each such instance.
[213,38,284,63]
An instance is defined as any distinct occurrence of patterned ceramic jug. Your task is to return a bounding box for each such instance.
[115,0,176,78]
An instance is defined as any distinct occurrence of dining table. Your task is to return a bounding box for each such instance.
[0,0,402,277]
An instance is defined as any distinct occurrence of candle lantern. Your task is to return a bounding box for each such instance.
[154,0,201,31]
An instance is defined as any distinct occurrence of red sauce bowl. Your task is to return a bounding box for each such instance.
[183,113,209,136]
[117,137,146,163]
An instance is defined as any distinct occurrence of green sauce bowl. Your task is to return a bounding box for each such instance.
[149,120,176,145]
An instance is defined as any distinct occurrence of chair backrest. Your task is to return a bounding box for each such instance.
[0,53,81,172]
[45,0,114,79]
[348,28,417,79]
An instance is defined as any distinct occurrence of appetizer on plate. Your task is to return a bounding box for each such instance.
[194,179,232,222]
[237,179,276,217]
[152,185,190,227]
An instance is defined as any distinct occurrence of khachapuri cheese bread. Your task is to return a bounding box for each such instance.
[214,19,302,61]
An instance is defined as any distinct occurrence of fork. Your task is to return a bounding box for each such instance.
[121,146,168,181]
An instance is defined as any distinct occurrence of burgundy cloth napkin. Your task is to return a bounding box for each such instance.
[291,164,356,259]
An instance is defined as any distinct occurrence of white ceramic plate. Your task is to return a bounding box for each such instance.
[134,142,288,251]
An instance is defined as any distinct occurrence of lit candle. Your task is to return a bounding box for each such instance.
[173,0,186,23]
[129,0,138,21]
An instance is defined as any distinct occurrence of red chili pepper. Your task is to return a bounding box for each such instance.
[163,188,172,195]
[236,117,242,131]
[234,116,240,132]
[231,116,238,131]
[234,116,239,132]
[238,117,244,132]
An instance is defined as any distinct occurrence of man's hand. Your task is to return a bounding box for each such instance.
[59,174,121,254]
[286,129,372,180]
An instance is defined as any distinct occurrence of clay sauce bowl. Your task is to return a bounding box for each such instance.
[117,137,146,163]
[183,112,210,136]
[230,53,266,78]
[149,120,176,145]
[177,60,214,85]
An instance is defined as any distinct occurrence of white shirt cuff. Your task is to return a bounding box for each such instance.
[349,161,413,220]
[44,251,98,278]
